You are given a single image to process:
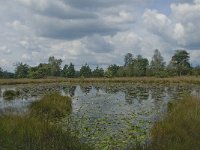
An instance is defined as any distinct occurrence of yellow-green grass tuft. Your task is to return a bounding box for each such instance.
[148,95,200,150]
[29,93,72,121]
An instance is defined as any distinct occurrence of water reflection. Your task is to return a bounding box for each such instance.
[0,83,200,149]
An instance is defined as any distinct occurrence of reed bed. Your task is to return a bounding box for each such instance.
[0,93,91,150]
[147,95,200,150]
[0,76,200,85]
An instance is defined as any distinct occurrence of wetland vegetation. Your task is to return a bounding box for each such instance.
[148,95,200,150]
[0,93,91,150]
[0,83,200,149]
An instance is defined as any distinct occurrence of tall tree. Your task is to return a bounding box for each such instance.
[80,64,92,78]
[62,63,75,78]
[150,49,165,76]
[28,63,50,79]
[107,64,120,77]
[124,53,133,67]
[169,50,191,76]
[0,67,3,78]
[15,62,29,78]
[132,55,149,76]
[92,66,104,77]
[48,56,62,76]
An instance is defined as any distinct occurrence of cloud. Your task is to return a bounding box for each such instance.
[0,0,200,71]
[82,35,114,53]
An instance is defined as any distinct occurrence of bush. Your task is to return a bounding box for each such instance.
[3,90,20,100]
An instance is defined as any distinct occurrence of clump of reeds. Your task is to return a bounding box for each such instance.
[0,93,91,150]
[29,93,72,121]
[3,90,20,100]
[148,95,200,150]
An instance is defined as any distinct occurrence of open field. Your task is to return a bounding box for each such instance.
[0,76,200,85]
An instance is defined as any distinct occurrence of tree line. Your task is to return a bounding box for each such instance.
[1,49,200,79]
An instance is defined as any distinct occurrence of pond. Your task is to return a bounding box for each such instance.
[0,83,200,149]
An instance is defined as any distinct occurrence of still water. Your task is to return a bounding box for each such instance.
[0,83,200,149]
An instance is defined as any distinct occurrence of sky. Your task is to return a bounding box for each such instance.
[0,0,200,71]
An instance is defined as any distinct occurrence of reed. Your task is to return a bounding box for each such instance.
[147,95,200,150]
[0,76,200,85]
[0,93,91,150]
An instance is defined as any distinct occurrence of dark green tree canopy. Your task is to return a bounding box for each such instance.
[62,63,75,78]
[132,55,149,76]
[92,66,104,77]
[151,49,165,70]
[107,64,120,77]
[170,50,191,76]
[48,56,62,76]
[124,53,133,67]
[80,64,92,78]
[15,62,29,78]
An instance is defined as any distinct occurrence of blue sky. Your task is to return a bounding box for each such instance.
[0,0,200,71]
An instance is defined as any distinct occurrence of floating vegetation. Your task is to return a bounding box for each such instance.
[0,83,200,149]
[0,93,91,150]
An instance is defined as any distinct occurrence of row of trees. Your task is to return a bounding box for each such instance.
[1,50,200,79]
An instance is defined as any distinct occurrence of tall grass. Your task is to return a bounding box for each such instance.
[1,76,200,85]
[3,90,20,100]
[29,93,72,121]
[0,93,91,150]
[148,95,200,150]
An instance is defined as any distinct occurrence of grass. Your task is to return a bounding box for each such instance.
[29,93,72,121]
[3,90,20,100]
[0,93,91,150]
[147,95,200,150]
[0,76,200,85]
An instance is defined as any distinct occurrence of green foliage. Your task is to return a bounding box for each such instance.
[124,53,133,67]
[15,62,29,78]
[48,56,62,76]
[169,50,191,76]
[62,63,75,78]
[92,66,104,77]
[3,90,20,100]
[116,67,126,77]
[148,95,200,150]
[29,93,72,120]
[150,49,166,76]
[0,93,91,150]
[1,49,196,79]
[80,64,92,78]
[28,63,51,79]
[104,69,113,78]
[192,66,200,76]
[0,116,91,150]
[0,67,14,79]
[132,55,149,76]
[107,64,120,77]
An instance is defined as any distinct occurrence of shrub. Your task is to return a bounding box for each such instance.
[3,90,20,100]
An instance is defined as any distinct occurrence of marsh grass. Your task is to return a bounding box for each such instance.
[3,90,20,100]
[1,76,200,85]
[147,95,200,150]
[0,93,91,150]
[29,93,72,121]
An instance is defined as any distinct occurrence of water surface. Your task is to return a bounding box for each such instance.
[0,83,200,149]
